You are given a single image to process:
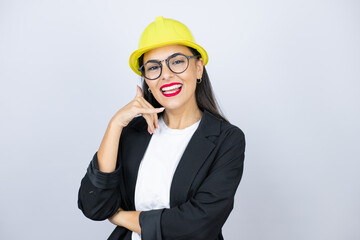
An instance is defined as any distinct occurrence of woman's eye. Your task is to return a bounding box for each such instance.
[172,60,185,65]
[147,65,159,71]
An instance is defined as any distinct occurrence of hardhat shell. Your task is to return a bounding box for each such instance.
[129,16,208,76]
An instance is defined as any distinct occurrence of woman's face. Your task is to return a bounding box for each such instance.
[143,44,204,111]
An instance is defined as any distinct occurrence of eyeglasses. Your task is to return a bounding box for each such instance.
[139,53,200,80]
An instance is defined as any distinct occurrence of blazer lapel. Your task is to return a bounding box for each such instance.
[170,110,221,207]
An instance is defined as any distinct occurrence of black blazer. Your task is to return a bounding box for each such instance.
[78,109,246,240]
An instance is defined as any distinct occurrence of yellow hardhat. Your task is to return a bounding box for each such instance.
[129,16,208,76]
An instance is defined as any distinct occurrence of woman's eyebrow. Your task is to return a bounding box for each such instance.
[145,52,182,63]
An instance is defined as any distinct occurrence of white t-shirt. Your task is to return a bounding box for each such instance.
[131,115,201,240]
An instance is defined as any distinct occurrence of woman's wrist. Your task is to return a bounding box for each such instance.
[109,117,124,131]
[117,208,126,226]
[108,208,123,226]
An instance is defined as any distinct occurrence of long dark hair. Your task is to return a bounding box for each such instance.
[139,46,229,123]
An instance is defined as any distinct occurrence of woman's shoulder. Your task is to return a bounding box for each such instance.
[203,111,246,165]
[205,110,245,139]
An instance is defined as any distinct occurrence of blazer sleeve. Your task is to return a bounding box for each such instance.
[77,125,128,221]
[77,151,122,221]
[139,127,246,240]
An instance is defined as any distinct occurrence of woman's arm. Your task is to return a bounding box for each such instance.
[78,86,164,221]
[78,119,126,220]
[108,208,142,235]
[77,151,123,220]
[97,119,123,172]
[78,121,127,220]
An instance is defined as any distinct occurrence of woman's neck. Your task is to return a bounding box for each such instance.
[162,106,203,130]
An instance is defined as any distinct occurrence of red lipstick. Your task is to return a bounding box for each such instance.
[160,82,183,98]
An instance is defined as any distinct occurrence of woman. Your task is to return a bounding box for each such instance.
[78,16,246,240]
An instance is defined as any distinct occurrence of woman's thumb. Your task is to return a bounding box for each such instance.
[135,85,143,97]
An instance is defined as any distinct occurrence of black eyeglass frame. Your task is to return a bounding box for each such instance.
[138,53,201,80]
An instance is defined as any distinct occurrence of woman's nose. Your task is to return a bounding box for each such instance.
[160,61,174,80]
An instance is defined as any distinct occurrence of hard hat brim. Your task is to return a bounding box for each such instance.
[129,40,208,76]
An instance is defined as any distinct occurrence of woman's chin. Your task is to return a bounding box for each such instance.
[158,102,182,111]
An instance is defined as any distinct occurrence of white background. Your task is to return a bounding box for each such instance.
[0,0,359,239]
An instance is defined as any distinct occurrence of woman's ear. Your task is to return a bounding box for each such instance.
[196,58,204,79]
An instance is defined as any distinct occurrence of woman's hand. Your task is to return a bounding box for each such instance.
[111,85,164,134]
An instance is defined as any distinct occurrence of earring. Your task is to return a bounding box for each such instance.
[197,78,202,84]
[148,87,151,93]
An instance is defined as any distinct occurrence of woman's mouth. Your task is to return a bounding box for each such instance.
[160,83,183,97]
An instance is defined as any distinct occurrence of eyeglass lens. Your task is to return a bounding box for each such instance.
[143,54,189,80]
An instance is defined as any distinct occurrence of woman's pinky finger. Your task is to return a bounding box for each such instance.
[154,113,160,129]
[153,107,164,129]
[141,112,154,134]
[141,107,165,114]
